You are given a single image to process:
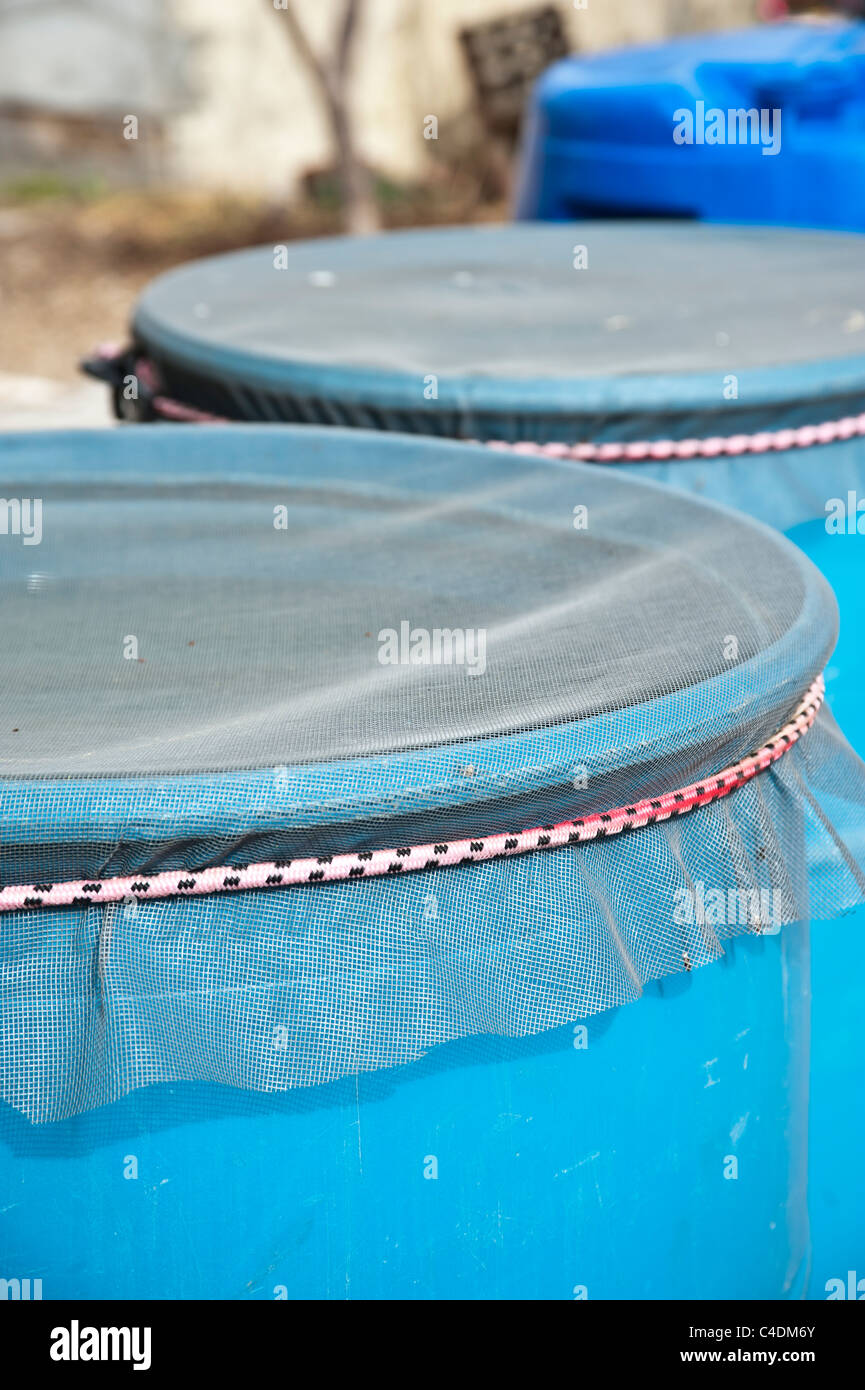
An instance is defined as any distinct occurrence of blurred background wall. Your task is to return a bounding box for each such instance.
[0,0,756,197]
[0,0,761,413]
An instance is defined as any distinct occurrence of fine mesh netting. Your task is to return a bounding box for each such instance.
[615,438,865,533]
[1,426,864,1124]
[128,222,865,440]
[0,433,820,777]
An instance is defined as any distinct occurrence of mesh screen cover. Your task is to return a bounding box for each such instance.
[131,223,865,441]
[1,426,864,1122]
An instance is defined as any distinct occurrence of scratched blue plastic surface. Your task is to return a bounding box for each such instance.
[785,519,865,1301]
[0,922,809,1300]
[612,455,865,1301]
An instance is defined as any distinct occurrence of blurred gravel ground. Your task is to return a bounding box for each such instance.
[0,185,503,428]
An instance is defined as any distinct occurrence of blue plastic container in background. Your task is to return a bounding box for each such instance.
[515,20,865,230]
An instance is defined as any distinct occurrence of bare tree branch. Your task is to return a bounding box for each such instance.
[270,0,330,88]
[334,0,362,79]
[267,0,379,235]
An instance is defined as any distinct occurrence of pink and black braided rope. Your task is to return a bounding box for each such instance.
[486,419,865,460]
[0,676,824,914]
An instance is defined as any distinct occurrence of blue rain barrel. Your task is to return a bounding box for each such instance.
[514,19,865,230]
[3,426,863,1301]
[113,221,865,445]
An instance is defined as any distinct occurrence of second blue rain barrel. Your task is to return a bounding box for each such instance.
[100,221,865,448]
